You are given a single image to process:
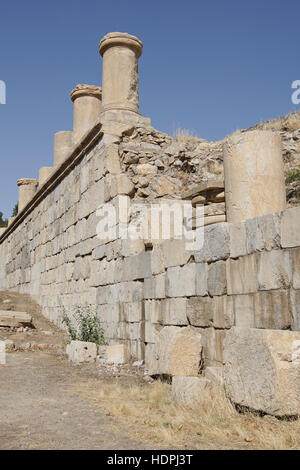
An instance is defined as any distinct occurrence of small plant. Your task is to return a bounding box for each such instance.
[61,304,105,345]
[285,167,300,184]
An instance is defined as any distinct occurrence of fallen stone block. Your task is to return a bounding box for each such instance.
[106,343,129,365]
[149,326,202,377]
[223,327,300,417]
[0,310,33,328]
[172,376,212,405]
[66,340,97,363]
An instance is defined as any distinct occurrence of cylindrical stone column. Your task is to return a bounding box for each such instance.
[53,131,73,167]
[70,84,102,145]
[39,167,53,186]
[223,130,286,223]
[17,178,38,212]
[99,32,143,114]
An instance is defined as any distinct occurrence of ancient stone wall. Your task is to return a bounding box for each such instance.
[1,32,300,403]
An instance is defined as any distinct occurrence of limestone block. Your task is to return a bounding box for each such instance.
[290,289,300,331]
[0,341,6,365]
[144,273,166,299]
[291,248,300,289]
[151,244,165,275]
[246,213,281,254]
[106,344,130,365]
[195,223,230,263]
[254,290,291,330]
[187,296,234,329]
[145,298,188,326]
[258,250,292,290]
[66,340,97,363]
[149,326,202,377]
[161,239,191,268]
[208,261,227,296]
[226,253,258,295]
[135,163,158,176]
[0,311,32,328]
[199,327,225,365]
[108,174,135,198]
[223,327,300,416]
[105,144,121,174]
[233,294,255,327]
[121,301,143,323]
[172,376,212,405]
[229,222,247,258]
[281,207,300,248]
[166,263,207,298]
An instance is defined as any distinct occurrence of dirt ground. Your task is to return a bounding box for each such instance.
[0,351,160,450]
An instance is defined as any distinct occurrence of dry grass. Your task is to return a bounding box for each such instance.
[173,127,204,142]
[72,379,300,450]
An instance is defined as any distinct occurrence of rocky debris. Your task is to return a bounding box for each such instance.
[149,326,203,377]
[118,112,300,207]
[223,327,300,417]
[0,311,33,328]
[172,376,213,405]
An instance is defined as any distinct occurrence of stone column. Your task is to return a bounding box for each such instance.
[17,178,38,212]
[70,84,102,145]
[223,130,286,223]
[99,32,143,115]
[53,131,73,167]
[39,167,53,186]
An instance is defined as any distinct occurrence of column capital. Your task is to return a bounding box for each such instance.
[70,84,102,102]
[99,32,143,58]
[17,178,38,187]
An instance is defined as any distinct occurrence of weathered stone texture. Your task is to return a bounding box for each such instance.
[149,326,202,377]
[224,327,300,416]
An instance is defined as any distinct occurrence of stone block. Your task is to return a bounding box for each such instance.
[121,302,143,323]
[106,344,130,364]
[66,340,97,363]
[166,263,207,298]
[145,298,188,326]
[187,296,234,329]
[144,273,166,299]
[290,289,300,331]
[254,290,291,330]
[200,328,225,365]
[149,326,202,377]
[258,250,292,290]
[195,222,230,263]
[172,376,212,405]
[229,222,247,258]
[161,239,191,268]
[226,253,258,295]
[233,294,255,327]
[281,207,300,248]
[223,327,300,416]
[208,261,227,295]
[0,311,33,328]
[291,248,300,289]
[151,244,165,275]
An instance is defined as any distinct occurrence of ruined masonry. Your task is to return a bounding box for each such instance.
[1,32,300,416]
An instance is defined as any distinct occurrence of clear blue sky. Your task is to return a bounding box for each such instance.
[0,0,299,218]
